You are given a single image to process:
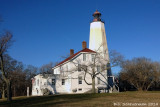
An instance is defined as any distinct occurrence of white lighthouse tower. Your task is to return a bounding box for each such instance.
[89,10,109,61]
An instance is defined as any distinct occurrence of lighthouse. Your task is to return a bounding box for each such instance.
[89,10,109,61]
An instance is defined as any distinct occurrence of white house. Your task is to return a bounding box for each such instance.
[32,10,118,96]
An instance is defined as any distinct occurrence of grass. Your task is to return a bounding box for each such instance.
[0,91,160,107]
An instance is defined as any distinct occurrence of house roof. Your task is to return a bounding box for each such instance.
[54,48,96,68]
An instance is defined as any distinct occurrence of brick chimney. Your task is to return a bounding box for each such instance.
[70,49,74,56]
[82,41,87,49]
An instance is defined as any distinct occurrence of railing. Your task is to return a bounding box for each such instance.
[89,19,105,24]
[114,83,119,92]
[41,85,48,89]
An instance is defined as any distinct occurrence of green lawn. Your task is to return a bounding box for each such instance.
[0,91,160,107]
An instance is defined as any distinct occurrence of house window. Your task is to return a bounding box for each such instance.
[78,64,81,71]
[44,82,47,85]
[52,79,56,85]
[78,88,82,91]
[83,53,86,61]
[97,66,100,72]
[97,77,100,84]
[62,79,65,85]
[66,65,68,72]
[60,66,63,71]
[37,79,39,86]
[60,66,64,76]
[34,80,36,86]
[78,76,82,84]
[91,54,95,61]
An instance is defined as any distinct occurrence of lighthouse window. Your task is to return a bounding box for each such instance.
[83,53,86,61]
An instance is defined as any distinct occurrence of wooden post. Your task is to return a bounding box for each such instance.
[27,87,29,97]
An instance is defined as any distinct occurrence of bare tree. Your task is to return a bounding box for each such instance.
[24,65,38,95]
[0,74,6,98]
[58,47,123,93]
[80,50,123,93]
[0,54,38,98]
[40,62,56,74]
[0,31,13,101]
[119,57,160,91]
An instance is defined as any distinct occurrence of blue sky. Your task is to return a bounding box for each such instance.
[0,0,160,73]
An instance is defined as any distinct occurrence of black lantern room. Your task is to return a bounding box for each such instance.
[92,10,101,22]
